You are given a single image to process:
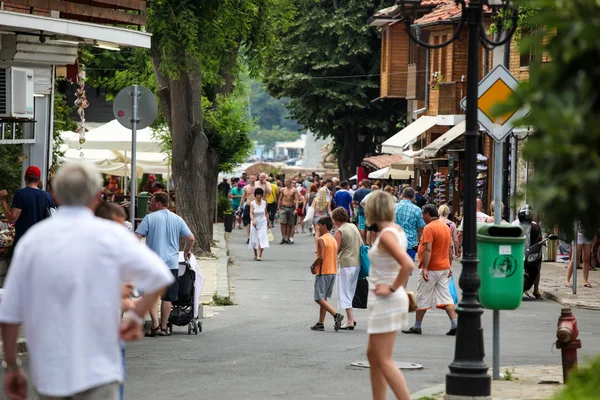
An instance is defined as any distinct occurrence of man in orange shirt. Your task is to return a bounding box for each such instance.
[309,217,344,332]
[402,204,457,336]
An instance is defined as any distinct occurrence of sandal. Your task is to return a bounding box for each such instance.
[533,292,543,299]
[584,283,593,288]
[157,328,171,336]
[145,326,160,337]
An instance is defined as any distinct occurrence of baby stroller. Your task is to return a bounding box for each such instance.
[167,260,202,335]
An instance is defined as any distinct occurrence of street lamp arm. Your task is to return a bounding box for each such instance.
[478,11,519,47]
[404,16,466,49]
[402,0,466,49]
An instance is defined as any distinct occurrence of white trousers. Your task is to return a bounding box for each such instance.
[338,265,360,310]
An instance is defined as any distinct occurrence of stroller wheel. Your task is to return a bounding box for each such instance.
[197,321,202,333]
[187,323,192,335]
[167,323,173,334]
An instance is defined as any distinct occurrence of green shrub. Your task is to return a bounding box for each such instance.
[553,356,600,400]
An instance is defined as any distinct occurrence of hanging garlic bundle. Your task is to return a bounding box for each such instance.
[74,62,89,148]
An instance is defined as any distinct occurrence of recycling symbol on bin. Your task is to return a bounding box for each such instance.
[491,255,517,278]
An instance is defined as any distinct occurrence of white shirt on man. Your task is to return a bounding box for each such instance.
[0,206,174,397]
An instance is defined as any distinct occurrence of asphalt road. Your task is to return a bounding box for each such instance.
[12,227,600,399]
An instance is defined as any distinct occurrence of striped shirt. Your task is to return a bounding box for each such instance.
[394,200,426,249]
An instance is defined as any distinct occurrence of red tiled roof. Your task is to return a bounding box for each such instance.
[371,1,445,20]
[362,154,404,170]
[415,0,492,27]
[373,5,399,18]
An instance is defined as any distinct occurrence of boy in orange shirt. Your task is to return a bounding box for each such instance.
[310,217,344,331]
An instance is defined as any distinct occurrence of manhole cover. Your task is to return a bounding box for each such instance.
[351,361,423,370]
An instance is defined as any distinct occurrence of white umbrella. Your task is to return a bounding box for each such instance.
[67,119,162,153]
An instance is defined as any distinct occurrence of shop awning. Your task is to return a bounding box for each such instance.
[368,166,413,180]
[381,116,437,154]
[362,154,404,170]
[422,121,466,158]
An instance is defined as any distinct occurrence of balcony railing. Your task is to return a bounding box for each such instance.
[438,82,466,115]
[4,0,146,27]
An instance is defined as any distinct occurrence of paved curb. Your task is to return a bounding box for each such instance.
[411,383,445,399]
[542,291,600,311]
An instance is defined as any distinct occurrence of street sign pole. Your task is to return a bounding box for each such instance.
[114,84,158,228]
[130,85,140,227]
[492,137,504,380]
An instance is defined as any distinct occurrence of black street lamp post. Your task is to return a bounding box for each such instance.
[396,0,518,397]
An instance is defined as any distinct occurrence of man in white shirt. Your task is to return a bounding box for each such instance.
[0,161,174,400]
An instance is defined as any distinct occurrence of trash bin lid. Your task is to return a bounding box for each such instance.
[477,222,525,242]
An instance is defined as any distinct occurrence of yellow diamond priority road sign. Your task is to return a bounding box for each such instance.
[460,64,528,142]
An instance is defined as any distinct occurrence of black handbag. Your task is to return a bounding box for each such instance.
[352,278,369,309]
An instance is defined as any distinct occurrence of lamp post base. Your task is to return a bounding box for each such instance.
[445,395,491,400]
[446,371,491,398]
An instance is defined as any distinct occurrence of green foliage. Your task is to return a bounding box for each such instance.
[264,0,406,176]
[212,293,235,306]
[553,356,600,400]
[146,0,295,82]
[250,127,300,152]
[52,82,77,167]
[0,145,22,200]
[204,93,255,172]
[501,0,600,238]
[489,2,539,39]
[248,79,301,131]
[80,47,157,99]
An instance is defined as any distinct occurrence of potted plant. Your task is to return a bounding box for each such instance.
[218,194,234,232]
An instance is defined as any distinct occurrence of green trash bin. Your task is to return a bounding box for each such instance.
[136,192,150,219]
[477,223,526,310]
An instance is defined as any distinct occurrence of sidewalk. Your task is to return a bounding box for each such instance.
[539,262,600,310]
[412,365,564,400]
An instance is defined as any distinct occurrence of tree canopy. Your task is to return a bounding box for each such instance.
[506,0,600,237]
[264,0,406,179]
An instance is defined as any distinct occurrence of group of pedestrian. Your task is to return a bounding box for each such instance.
[0,161,185,400]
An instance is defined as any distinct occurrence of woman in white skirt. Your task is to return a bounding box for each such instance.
[332,207,361,330]
[248,188,270,261]
[365,191,414,400]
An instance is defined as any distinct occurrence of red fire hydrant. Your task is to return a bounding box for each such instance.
[556,307,582,383]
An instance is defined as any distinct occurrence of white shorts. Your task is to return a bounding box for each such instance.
[577,232,594,245]
[416,269,454,310]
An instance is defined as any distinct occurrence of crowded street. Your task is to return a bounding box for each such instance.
[74,229,600,398]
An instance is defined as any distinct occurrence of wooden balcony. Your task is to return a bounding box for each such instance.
[438,81,466,115]
[406,63,426,100]
[3,0,146,28]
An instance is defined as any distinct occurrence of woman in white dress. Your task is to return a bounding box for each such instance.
[365,191,415,400]
[248,188,270,261]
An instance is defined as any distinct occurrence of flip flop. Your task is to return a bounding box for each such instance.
[584,283,593,288]
[565,283,572,288]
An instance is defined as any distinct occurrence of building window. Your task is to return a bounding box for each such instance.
[440,34,448,78]
[382,29,388,72]
[519,29,534,68]
[433,35,440,74]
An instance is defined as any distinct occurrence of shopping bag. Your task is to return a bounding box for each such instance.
[448,275,459,304]
[304,206,315,224]
[352,278,369,309]
[358,245,370,280]
[267,229,274,242]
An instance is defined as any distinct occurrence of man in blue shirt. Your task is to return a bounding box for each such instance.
[395,187,426,260]
[352,179,371,243]
[0,165,56,248]
[136,192,195,336]
[333,181,353,221]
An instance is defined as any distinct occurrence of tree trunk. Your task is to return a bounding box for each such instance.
[150,46,216,255]
[337,131,371,181]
